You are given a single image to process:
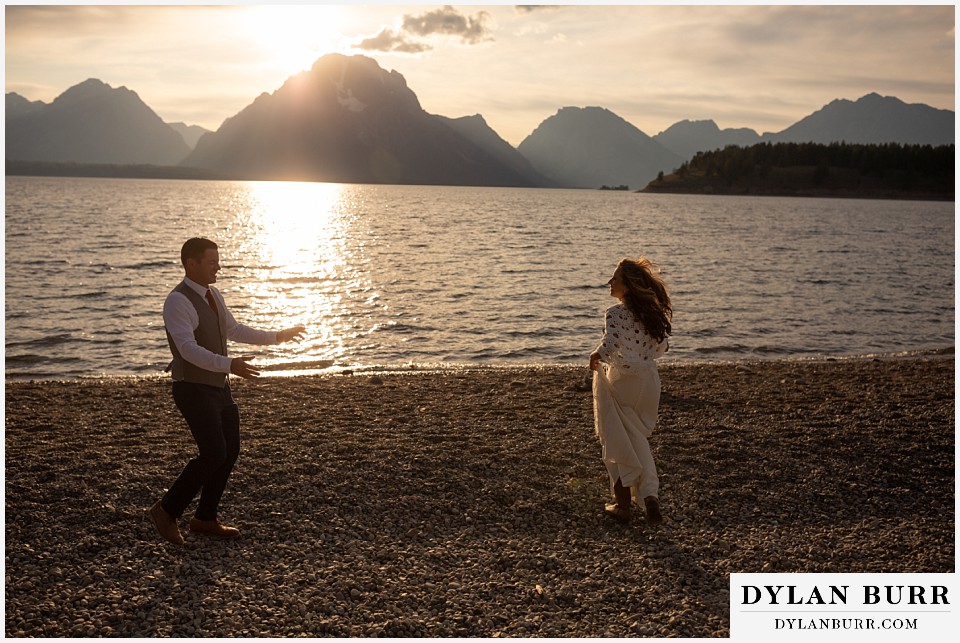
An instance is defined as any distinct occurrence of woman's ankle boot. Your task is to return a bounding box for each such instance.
[643,495,663,526]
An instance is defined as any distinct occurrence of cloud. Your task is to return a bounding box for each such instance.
[401,6,493,45]
[5,5,126,36]
[514,5,563,14]
[354,28,432,54]
[352,5,493,54]
[5,5,234,42]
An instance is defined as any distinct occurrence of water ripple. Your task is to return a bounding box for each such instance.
[4,177,954,380]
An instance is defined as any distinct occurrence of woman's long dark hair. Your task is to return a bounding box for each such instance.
[618,257,672,342]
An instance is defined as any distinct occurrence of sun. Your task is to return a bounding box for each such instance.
[242,5,346,76]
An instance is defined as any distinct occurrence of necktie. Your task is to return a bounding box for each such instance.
[205,289,219,317]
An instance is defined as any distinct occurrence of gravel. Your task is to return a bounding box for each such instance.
[4,356,954,637]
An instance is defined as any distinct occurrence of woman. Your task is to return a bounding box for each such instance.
[589,257,672,526]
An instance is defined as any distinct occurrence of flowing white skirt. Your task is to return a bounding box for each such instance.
[593,361,661,501]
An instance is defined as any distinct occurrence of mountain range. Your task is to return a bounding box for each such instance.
[168,122,209,149]
[5,78,189,166]
[182,54,541,186]
[518,106,684,189]
[6,53,955,189]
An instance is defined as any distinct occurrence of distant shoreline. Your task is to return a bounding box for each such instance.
[639,183,954,202]
[7,160,954,201]
[5,160,232,182]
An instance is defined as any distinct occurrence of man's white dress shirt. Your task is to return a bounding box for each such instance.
[163,277,277,374]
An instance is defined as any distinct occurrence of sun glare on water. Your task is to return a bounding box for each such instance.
[230,181,361,372]
[242,4,346,76]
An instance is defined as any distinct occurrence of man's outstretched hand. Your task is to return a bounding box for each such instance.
[231,355,261,380]
[277,325,307,344]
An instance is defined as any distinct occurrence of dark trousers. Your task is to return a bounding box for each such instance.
[161,381,240,521]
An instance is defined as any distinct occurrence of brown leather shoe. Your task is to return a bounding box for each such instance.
[189,517,240,540]
[643,495,663,526]
[149,500,184,545]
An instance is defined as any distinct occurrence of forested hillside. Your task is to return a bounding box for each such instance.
[642,142,954,200]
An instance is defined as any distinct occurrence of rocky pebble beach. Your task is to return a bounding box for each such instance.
[4,356,954,637]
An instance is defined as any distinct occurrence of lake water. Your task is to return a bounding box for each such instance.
[4,176,954,380]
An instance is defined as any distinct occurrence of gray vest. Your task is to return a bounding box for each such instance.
[165,282,228,387]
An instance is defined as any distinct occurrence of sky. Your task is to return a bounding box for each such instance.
[3,2,956,147]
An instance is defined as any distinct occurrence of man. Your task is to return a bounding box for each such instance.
[150,237,306,545]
